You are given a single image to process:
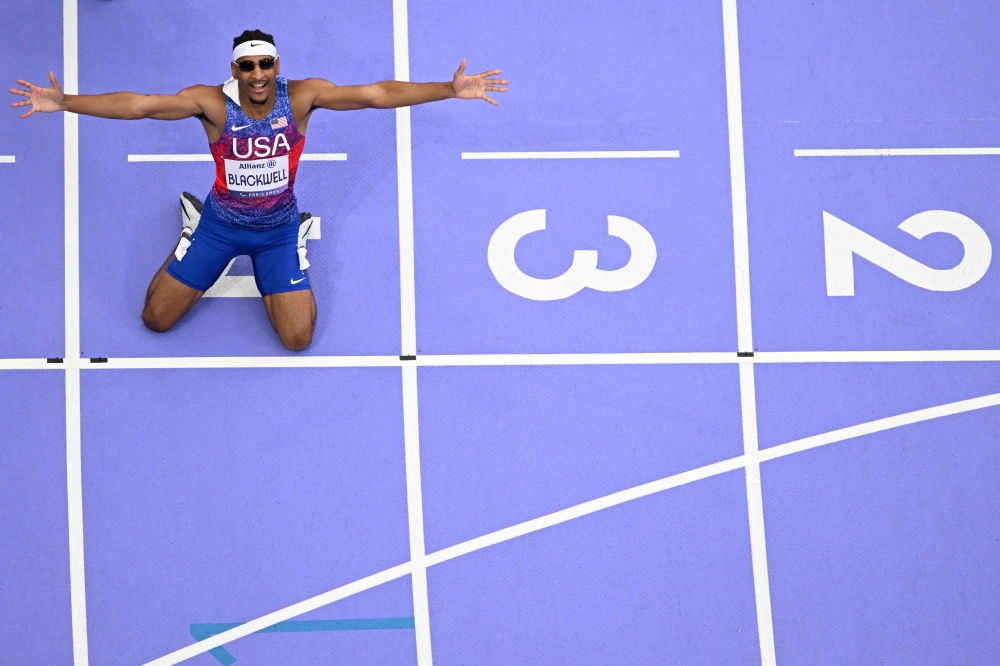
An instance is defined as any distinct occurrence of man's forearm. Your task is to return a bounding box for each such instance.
[62,92,164,119]
[371,81,454,109]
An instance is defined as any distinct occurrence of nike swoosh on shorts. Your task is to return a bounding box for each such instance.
[291,277,306,284]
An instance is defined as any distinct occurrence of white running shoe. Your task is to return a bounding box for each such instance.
[180,192,203,237]
[175,192,203,261]
[297,212,314,270]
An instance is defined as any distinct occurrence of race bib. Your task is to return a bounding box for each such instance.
[224,155,289,198]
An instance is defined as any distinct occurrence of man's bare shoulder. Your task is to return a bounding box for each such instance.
[288,78,337,97]
[174,84,226,120]
[178,83,226,101]
[288,78,337,88]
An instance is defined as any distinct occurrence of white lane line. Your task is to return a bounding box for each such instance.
[722,1,774,661]
[142,562,414,666]
[6,349,1000,372]
[395,109,416,355]
[300,154,348,161]
[78,352,735,369]
[393,1,417,359]
[0,155,15,163]
[0,359,67,370]
[794,148,1000,157]
[755,350,1000,363]
[63,1,88,664]
[65,368,87,666]
[128,154,212,162]
[417,352,735,366]
[143,384,1000,665]
[392,2,431,664]
[739,363,777,666]
[461,150,679,159]
[63,17,80,365]
[127,153,347,162]
[722,0,753,355]
[760,389,1000,463]
[78,356,402,369]
[402,366,433,666]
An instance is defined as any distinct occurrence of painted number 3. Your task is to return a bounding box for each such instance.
[824,209,993,296]
[488,209,657,301]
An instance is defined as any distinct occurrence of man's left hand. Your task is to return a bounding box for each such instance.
[451,60,508,106]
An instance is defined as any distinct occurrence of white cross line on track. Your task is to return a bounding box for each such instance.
[127,153,347,161]
[794,148,1000,157]
[6,349,1000,371]
[0,155,15,163]
[140,385,1000,666]
[461,150,680,159]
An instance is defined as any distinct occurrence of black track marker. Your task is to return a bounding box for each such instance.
[90,357,108,363]
[46,357,64,363]
[399,355,417,361]
[737,351,754,358]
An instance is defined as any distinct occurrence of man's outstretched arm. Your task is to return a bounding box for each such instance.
[9,71,211,120]
[305,59,508,111]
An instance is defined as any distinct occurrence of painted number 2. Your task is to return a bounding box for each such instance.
[823,209,992,296]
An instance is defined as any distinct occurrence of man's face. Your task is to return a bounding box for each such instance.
[231,56,281,105]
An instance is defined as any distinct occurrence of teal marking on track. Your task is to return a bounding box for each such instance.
[190,617,416,665]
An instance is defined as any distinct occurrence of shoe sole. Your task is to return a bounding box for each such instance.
[298,213,314,246]
[181,192,204,213]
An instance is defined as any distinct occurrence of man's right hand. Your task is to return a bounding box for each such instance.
[9,71,65,118]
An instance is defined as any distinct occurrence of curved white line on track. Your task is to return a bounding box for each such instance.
[142,564,414,666]
[143,386,1000,666]
[760,390,1000,462]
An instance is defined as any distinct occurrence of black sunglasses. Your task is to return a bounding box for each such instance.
[234,57,276,72]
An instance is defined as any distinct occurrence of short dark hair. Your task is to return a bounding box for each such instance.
[232,30,275,50]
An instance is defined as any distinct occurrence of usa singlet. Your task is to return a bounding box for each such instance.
[209,76,305,229]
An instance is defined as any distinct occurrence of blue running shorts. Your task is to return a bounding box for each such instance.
[167,197,310,296]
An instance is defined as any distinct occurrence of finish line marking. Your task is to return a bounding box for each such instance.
[7,349,1000,372]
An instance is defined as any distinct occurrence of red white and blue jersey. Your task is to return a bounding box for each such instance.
[209,76,305,229]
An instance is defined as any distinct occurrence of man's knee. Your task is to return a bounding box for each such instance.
[142,305,176,333]
[279,325,313,351]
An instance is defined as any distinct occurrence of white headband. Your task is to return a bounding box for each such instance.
[232,40,277,61]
